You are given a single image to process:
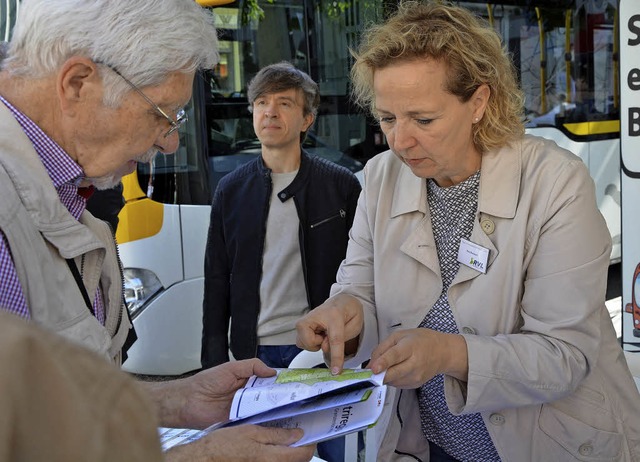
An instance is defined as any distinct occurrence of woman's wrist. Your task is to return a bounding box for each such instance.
[442,333,469,381]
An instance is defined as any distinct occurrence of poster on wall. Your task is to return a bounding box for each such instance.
[620,0,640,351]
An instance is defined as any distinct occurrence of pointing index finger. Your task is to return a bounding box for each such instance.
[325,321,346,375]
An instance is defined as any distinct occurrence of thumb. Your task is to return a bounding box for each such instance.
[252,426,305,446]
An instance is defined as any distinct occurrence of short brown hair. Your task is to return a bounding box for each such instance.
[247,61,320,118]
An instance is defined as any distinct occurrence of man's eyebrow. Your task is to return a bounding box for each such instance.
[276,95,298,103]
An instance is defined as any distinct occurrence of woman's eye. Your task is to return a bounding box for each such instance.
[417,119,432,125]
[379,117,395,124]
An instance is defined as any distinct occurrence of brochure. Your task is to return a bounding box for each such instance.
[159,367,387,451]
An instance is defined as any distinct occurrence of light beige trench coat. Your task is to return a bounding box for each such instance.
[334,135,640,461]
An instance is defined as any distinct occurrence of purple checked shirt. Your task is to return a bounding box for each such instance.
[0,95,105,325]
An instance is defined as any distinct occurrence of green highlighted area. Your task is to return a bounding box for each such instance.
[276,368,372,385]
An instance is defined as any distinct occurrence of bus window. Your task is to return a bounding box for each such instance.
[192,0,385,195]
[139,93,212,207]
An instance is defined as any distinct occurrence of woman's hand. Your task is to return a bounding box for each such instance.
[296,294,364,374]
[369,328,469,388]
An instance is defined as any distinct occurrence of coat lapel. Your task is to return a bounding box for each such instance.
[394,163,442,279]
[453,141,522,285]
[392,141,523,285]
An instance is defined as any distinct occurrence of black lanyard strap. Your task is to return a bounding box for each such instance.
[66,258,93,313]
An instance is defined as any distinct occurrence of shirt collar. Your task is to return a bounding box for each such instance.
[0,95,84,188]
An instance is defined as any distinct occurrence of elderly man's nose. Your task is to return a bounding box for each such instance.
[155,130,180,154]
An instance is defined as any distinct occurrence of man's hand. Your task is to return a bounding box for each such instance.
[368,328,469,388]
[165,425,316,462]
[144,358,276,429]
[295,294,364,375]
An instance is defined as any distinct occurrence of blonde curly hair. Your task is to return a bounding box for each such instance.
[351,0,525,153]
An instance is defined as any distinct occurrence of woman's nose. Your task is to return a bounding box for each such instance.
[391,122,416,150]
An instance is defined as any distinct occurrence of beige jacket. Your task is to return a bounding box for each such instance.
[0,102,130,362]
[334,135,640,461]
[0,311,162,461]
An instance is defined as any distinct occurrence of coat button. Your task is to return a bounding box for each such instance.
[578,444,593,456]
[461,326,477,335]
[489,413,505,425]
[481,219,495,235]
[279,192,287,199]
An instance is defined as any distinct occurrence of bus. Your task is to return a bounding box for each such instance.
[1,0,622,375]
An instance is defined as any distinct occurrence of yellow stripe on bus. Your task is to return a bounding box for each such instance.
[121,171,147,202]
[563,120,620,136]
[116,172,164,244]
[116,199,164,244]
[195,0,235,6]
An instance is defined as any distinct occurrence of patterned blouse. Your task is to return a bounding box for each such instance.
[417,171,500,461]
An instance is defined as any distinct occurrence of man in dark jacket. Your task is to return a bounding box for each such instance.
[201,62,361,461]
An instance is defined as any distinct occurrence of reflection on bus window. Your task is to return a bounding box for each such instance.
[134,0,621,206]
[457,2,618,130]
[134,1,387,205]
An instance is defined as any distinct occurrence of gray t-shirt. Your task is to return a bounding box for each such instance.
[257,171,309,345]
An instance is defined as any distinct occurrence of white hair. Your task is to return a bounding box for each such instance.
[3,0,219,105]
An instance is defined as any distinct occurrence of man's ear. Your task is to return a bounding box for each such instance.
[57,57,101,115]
[302,112,315,133]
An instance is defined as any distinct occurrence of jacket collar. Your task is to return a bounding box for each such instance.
[0,103,104,258]
[389,140,522,219]
[391,158,427,218]
[259,149,312,201]
[477,140,521,219]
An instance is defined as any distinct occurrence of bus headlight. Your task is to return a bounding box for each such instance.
[123,268,163,318]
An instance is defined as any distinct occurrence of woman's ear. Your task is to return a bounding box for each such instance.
[472,83,490,121]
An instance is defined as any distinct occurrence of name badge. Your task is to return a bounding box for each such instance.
[457,238,489,274]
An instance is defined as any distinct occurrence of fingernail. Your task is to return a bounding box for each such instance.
[331,366,340,375]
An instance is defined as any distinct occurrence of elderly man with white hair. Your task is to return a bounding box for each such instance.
[0,1,314,461]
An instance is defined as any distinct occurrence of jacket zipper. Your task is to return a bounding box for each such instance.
[310,209,346,229]
[114,239,125,334]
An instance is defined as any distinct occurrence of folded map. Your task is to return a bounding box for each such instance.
[159,367,387,450]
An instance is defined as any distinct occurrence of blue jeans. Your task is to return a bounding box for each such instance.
[257,345,347,462]
[257,345,303,369]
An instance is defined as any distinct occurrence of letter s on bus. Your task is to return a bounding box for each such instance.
[629,14,640,46]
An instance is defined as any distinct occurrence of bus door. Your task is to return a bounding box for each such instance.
[462,0,621,263]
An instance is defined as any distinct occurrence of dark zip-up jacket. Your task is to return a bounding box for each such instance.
[201,150,362,368]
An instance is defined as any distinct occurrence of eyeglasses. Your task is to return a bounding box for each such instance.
[98,62,187,138]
